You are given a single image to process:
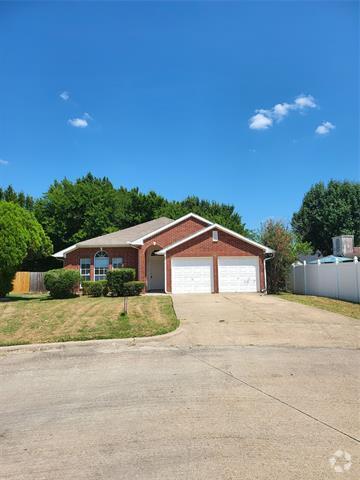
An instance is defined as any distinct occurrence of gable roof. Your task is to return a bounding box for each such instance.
[53,217,173,258]
[53,212,275,259]
[78,217,174,247]
[156,223,275,255]
[129,212,212,245]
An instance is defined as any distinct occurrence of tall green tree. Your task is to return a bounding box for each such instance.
[155,196,248,235]
[0,202,52,296]
[292,180,360,255]
[260,219,311,293]
[0,186,34,210]
[34,174,126,251]
[34,173,248,251]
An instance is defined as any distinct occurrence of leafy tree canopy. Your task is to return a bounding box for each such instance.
[0,201,52,296]
[260,219,312,293]
[0,185,35,210]
[292,180,360,255]
[30,173,248,252]
[155,196,248,235]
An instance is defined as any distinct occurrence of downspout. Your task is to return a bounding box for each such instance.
[263,254,274,294]
[164,252,168,293]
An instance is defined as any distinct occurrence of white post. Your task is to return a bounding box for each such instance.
[354,256,359,304]
[303,260,307,295]
[317,259,321,296]
[335,258,339,300]
[292,264,296,293]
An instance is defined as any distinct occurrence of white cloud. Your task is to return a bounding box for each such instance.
[249,94,318,131]
[273,102,293,120]
[315,121,335,135]
[83,112,93,120]
[249,112,273,130]
[60,91,70,101]
[0,158,9,165]
[68,118,88,128]
[294,94,316,109]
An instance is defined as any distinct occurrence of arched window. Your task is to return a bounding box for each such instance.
[95,251,108,258]
[94,250,109,281]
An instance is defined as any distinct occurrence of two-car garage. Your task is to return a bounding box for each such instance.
[156,222,272,293]
[171,256,260,294]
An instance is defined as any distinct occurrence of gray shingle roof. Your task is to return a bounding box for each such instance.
[76,217,174,247]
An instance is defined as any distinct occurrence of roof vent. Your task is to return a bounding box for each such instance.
[212,230,218,242]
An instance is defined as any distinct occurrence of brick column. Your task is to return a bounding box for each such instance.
[213,255,219,293]
[138,247,146,284]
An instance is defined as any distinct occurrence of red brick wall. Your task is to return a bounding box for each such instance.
[64,247,138,280]
[165,229,265,292]
[138,217,208,287]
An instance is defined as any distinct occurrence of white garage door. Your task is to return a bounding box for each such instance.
[218,257,259,293]
[171,257,213,294]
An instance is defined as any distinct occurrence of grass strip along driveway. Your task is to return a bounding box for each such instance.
[0,295,179,347]
[278,293,360,319]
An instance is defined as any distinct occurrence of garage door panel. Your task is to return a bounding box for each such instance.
[172,258,213,294]
[218,257,259,293]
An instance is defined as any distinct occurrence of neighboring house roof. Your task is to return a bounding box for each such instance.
[298,251,322,263]
[156,223,275,255]
[308,255,353,264]
[53,217,173,258]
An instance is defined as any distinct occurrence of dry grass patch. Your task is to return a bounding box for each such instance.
[0,294,178,346]
[278,293,360,319]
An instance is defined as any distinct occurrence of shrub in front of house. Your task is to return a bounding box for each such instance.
[106,268,136,296]
[0,270,16,298]
[123,281,144,296]
[84,280,108,297]
[44,269,80,299]
[81,281,91,295]
[102,281,109,296]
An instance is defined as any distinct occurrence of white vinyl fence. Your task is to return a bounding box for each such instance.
[289,257,360,303]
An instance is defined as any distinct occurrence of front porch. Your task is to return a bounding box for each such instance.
[143,245,165,292]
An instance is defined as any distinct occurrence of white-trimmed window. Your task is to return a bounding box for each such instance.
[212,230,219,242]
[112,257,124,269]
[80,258,91,281]
[94,250,109,281]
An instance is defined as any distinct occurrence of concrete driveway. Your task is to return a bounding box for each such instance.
[169,293,360,348]
[1,294,359,480]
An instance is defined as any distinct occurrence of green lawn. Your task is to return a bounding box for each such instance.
[0,294,179,347]
[277,293,360,319]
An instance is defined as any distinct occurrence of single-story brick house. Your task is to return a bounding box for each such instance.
[53,213,274,294]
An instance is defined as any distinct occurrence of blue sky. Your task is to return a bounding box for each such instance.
[0,1,358,230]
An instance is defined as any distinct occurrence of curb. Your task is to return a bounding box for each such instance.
[0,325,183,354]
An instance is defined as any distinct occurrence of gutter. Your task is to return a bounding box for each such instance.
[53,243,138,259]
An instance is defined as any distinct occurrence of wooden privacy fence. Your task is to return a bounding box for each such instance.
[12,272,47,294]
[289,258,360,304]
